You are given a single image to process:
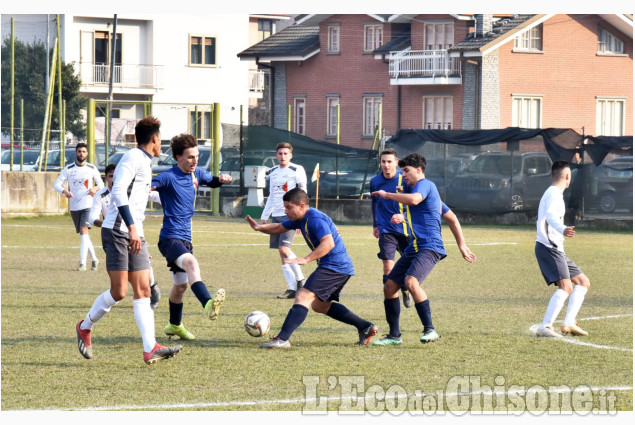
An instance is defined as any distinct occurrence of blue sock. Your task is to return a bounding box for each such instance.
[384,298,401,338]
[191,281,212,308]
[326,302,371,330]
[415,299,434,331]
[277,304,309,341]
[169,300,183,326]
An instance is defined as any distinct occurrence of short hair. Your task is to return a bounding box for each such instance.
[380,148,398,159]
[551,160,570,179]
[282,187,309,206]
[104,163,116,176]
[398,153,426,172]
[276,142,293,153]
[135,116,161,146]
[170,133,198,159]
[75,142,88,152]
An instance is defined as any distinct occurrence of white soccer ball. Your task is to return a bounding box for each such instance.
[244,311,271,337]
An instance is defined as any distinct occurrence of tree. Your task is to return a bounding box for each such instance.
[1,37,85,142]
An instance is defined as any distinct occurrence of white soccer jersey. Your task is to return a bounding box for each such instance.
[90,186,161,230]
[102,148,154,237]
[54,162,104,211]
[536,185,568,253]
[261,162,307,219]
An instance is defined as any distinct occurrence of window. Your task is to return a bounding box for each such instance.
[424,22,454,50]
[364,25,383,51]
[94,31,122,65]
[514,25,542,51]
[512,96,542,128]
[422,96,453,129]
[326,97,340,137]
[189,110,212,139]
[96,108,121,119]
[294,98,306,135]
[363,96,382,137]
[189,35,216,66]
[327,25,340,53]
[258,19,273,41]
[596,98,625,136]
[598,28,624,54]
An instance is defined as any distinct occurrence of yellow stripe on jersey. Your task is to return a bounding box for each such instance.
[405,205,417,252]
[191,172,198,207]
[304,220,315,250]
[398,174,408,236]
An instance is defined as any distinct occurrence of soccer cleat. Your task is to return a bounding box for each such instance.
[356,324,379,345]
[77,263,87,271]
[143,343,183,365]
[296,279,305,291]
[164,323,195,340]
[372,335,403,346]
[561,323,588,337]
[205,288,225,320]
[76,320,92,359]
[536,325,563,338]
[150,283,161,309]
[91,259,99,271]
[277,289,296,299]
[420,329,440,344]
[259,336,291,349]
[402,289,413,308]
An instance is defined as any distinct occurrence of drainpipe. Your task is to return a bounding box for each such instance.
[383,53,401,132]
[467,59,480,130]
[256,57,275,128]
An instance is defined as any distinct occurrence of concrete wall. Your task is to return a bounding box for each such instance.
[1,172,68,217]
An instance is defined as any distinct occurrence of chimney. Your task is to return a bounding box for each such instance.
[475,14,493,37]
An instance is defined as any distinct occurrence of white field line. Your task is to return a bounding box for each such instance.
[43,385,633,412]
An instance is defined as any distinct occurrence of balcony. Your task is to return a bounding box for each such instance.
[79,63,164,91]
[248,69,265,94]
[388,50,461,85]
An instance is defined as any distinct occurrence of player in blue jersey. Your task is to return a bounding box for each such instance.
[246,188,378,349]
[371,153,447,346]
[151,134,232,341]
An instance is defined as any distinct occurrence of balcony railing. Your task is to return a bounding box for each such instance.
[388,50,461,80]
[79,63,164,90]
[248,69,265,92]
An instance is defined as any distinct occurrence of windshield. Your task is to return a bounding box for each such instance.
[1,150,40,165]
[467,155,522,175]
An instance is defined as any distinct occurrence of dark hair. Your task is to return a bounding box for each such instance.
[135,116,161,146]
[75,142,88,152]
[551,160,570,179]
[380,148,398,159]
[276,142,293,152]
[398,153,426,172]
[170,133,198,159]
[282,187,309,205]
[104,164,116,176]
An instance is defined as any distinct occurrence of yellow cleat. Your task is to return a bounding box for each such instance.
[164,323,195,340]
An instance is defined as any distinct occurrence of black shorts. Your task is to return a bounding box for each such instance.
[387,249,443,288]
[303,267,351,302]
[535,242,582,286]
[101,227,150,272]
[71,209,92,233]
[158,237,193,273]
[377,232,409,261]
[269,215,296,249]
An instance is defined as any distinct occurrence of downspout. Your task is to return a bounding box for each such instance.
[256,57,275,128]
[467,59,480,130]
[382,53,401,132]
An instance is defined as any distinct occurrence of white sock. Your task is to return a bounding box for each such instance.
[79,234,89,265]
[85,235,97,261]
[150,266,155,286]
[281,264,297,290]
[563,285,589,326]
[82,290,118,330]
[286,252,305,282]
[541,288,569,328]
[133,298,156,352]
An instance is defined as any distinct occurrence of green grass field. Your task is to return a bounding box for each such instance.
[1,214,632,412]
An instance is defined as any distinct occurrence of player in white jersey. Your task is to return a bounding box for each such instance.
[260,143,308,299]
[76,117,182,365]
[535,161,591,338]
[54,143,104,271]
[89,164,162,309]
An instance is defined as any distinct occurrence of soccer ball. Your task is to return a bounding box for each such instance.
[244,311,271,337]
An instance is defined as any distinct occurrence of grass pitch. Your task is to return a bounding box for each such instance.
[0,214,632,412]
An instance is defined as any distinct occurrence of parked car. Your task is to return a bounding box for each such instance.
[425,153,478,198]
[0,149,41,171]
[38,145,131,172]
[445,151,553,212]
[154,146,220,174]
[588,155,633,214]
[97,151,167,173]
[310,158,377,198]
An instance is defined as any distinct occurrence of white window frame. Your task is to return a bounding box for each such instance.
[327,25,340,53]
[596,97,625,136]
[513,25,542,52]
[326,97,340,137]
[511,95,542,128]
[364,24,383,52]
[423,21,454,50]
[422,96,453,130]
[189,110,212,139]
[362,96,382,137]
[598,28,624,54]
[294,97,306,135]
[189,34,217,67]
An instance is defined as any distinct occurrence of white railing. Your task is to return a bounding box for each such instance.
[79,63,164,89]
[388,50,461,79]
[248,69,265,92]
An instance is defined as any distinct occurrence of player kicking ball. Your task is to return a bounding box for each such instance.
[246,188,378,349]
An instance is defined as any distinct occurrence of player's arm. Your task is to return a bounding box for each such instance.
[287,234,334,266]
[296,166,308,191]
[545,199,573,237]
[54,168,72,198]
[372,190,423,206]
[199,169,232,188]
[443,209,476,263]
[260,170,275,223]
[246,215,288,234]
[111,158,141,254]
[90,167,104,195]
[89,193,103,228]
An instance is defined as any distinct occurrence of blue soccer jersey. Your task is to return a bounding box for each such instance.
[282,208,355,275]
[152,165,222,241]
[403,179,446,257]
[370,171,409,237]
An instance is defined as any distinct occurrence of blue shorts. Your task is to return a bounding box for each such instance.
[377,232,409,261]
[387,249,443,288]
[158,237,193,273]
[535,242,582,286]
[269,215,296,249]
[303,267,351,302]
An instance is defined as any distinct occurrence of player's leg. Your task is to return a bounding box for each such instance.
[378,233,412,308]
[282,229,305,287]
[78,209,99,269]
[403,250,442,344]
[535,243,572,338]
[164,271,195,340]
[562,267,590,336]
[176,253,225,320]
[71,210,87,270]
[149,264,160,309]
